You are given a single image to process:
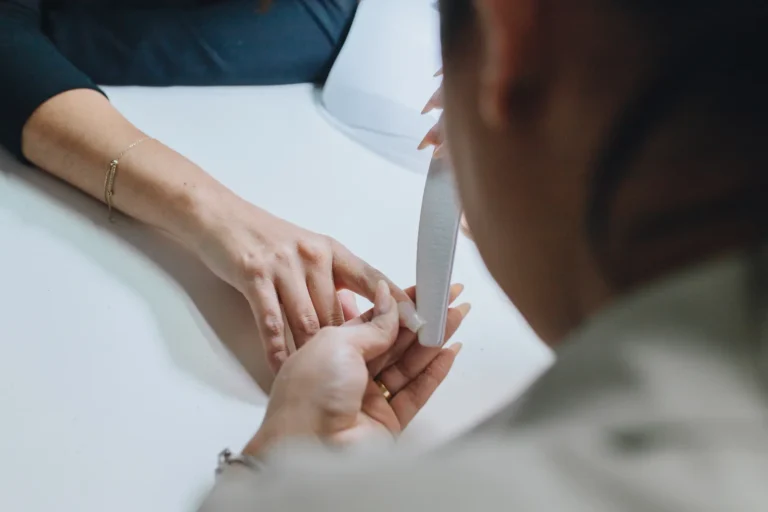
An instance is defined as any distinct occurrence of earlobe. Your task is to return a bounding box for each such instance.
[474,0,536,128]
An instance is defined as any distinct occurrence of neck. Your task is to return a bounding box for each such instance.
[550,90,768,347]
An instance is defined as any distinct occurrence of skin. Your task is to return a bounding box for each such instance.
[246,0,766,453]
[245,283,469,454]
[23,89,411,373]
[443,0,765,344]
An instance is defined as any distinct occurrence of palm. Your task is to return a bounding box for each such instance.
[329,284,468,444]
[328,382,405,446]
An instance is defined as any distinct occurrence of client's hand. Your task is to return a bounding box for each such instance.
[193,197,409,373]
[244,281,469,455]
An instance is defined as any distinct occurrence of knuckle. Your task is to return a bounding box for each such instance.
[297,239,330,266]
[261,313,285,340]
[326,236,342,252]
[294,313,321,337]
[327,311,346,327]
[272,245,293,265]
[239,253,269,282]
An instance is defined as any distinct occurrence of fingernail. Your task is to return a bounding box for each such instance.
[373,280,392,316]
[448,342,463,355]
[398,301,426,333]
[421,105,433,115]
[456,302,472,318]
[433,144,446,159]
[417,138,430,150]
[450,283,465,300]
[434,68,443,77]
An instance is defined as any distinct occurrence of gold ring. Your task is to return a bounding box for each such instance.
[375,379,393,402]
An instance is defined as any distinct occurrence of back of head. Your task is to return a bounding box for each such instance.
[438,0,768,342]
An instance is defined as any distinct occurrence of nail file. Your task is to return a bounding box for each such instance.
[416,156,462,347]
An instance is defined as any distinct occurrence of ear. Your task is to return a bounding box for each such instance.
[474,0,538,128]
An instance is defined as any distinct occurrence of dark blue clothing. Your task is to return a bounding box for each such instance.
[0,0,358,158]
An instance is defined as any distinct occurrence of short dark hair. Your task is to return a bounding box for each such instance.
[439,0,475,53]
[438,0,768,284]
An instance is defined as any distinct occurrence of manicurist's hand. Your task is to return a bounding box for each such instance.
[243,282,470,454]
[192,196,411,373]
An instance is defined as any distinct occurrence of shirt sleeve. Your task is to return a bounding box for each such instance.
[0,0,105,160]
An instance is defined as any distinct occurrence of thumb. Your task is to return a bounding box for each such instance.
[344,281,399,360]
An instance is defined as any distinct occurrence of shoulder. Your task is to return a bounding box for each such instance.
[202,428,768,512]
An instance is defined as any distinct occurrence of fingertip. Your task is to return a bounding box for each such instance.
[447,342,463,356]
[453,283,466,295]
[455,302,472,319]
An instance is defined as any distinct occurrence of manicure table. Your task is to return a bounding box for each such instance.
[0,85,552,512]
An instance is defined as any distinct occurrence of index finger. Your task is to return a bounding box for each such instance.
[331,241,411,305]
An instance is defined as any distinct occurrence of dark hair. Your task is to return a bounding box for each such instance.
[439,0,475,53]
[439,0,768,283]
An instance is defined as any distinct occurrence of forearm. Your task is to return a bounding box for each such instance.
[21,89,236,246]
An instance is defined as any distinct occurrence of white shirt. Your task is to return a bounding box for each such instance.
[200,252,768,511]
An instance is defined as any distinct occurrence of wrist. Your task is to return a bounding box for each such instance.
[164,179,245,250]
[244,410,318,458]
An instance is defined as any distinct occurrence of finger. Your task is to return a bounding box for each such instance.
[275,267,321,350]
[421,86,443,115]
[307,270,345,328]
[434,67,443,77]
[352,282,462,325]
[418,119,443,150]
[360,380,401,435]
[331,241,411,305]
[390,343,462,429]
[366,284,465,377]
[378,303,470,394]
[344,281,400,360]
[244,279,287,373]
[338,289,361,321]
[348,285,416,326]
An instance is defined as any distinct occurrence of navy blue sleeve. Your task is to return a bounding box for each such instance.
[0,0,357,159]
[0,0,104,160]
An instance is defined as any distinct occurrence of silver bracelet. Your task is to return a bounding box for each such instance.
[216,449,264,476]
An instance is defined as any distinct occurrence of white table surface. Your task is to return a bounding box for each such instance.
[0,85,553,512]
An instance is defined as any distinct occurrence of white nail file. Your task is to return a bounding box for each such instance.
[416,156,462,347]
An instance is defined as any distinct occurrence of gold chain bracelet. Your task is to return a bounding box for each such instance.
[104,137,153,222]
